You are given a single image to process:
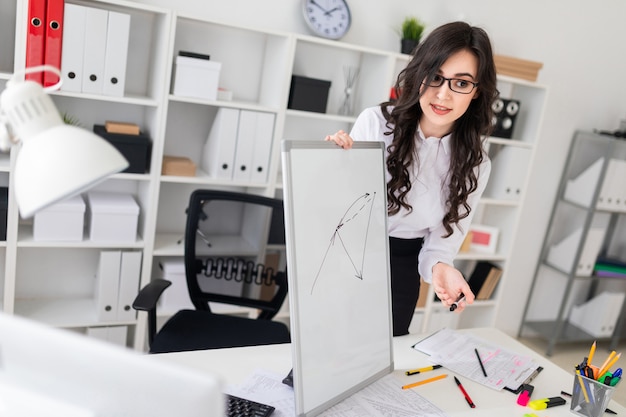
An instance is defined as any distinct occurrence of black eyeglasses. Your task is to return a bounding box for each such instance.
[424,75,478,94]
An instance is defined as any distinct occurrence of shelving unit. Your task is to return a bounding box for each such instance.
[519,130,626,356]
[4,0,547,351]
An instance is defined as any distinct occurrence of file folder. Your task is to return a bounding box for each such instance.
[201,108,239,179]
[232,110,257,182]
[102,11,130,97]
[95,250,121,322]
[117,251,142,321]
[250,112,275,183]
[25,0,47,85]
[42,0,64,86]
[60,3,86,92]
[81,6,108,94]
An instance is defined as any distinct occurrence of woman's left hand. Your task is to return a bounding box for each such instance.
[431,262,474,312]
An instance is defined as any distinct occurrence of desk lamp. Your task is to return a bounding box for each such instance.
[0,65,128,218]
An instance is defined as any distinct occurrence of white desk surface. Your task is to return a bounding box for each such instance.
[152,327,625,416]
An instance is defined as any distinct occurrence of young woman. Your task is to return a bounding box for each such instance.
[326,21,498,336]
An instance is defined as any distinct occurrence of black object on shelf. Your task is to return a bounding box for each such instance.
[0,187,7,240]
[288,75,331,113]
[93,125,152,174]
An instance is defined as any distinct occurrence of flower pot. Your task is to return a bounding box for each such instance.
[401,39,419,55]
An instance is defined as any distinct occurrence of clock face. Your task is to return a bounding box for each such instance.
[302,0,352,40]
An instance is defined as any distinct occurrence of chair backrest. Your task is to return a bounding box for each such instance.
[184,190,287,320]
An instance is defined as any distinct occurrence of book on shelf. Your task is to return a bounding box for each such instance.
[594,256,626,278]
[468,261,503,301]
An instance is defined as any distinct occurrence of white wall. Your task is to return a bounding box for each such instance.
[132,0,626,335]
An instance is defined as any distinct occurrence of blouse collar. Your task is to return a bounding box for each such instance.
[417,125,452,155]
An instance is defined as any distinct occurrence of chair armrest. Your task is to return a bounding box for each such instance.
[132,278,171,312]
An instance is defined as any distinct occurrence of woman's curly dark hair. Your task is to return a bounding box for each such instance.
[381,21,498,237]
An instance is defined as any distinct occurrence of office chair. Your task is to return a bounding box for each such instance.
[133,190,290,353]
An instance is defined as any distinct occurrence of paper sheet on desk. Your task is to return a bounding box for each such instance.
[412,328,540,391]
[228,369,449,417]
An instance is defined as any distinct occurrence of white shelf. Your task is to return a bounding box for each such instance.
[3,0,548,350]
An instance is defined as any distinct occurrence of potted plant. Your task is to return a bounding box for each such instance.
[400,17,425,55]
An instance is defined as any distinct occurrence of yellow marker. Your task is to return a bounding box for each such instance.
[405,364,442,376]
[402,373,447,390]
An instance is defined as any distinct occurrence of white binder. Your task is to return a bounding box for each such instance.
[95,250,121,322]
[250,112,275,183]
[60,4,86,92]
[81,7,108,94]
[546,227,606,276]
[201,108,240,179]
[232,110,257,182]
[564,157,604,208]
[483,146,531,201]
[102,11,130,97]
[117,251,142,321]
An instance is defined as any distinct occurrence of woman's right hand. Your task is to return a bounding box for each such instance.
[324,129,354,149]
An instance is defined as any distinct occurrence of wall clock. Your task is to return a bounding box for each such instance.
[302,0,352,40]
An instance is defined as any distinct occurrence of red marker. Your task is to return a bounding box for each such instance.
[454,376,476,408]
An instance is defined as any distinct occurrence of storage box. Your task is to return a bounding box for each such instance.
[162,155,196,177]
[93,124,151,174]
[288,75,331,113]
[87,192,139,243]
[172,52,222,101]
[33,194,85,241]
[158,260,194,315]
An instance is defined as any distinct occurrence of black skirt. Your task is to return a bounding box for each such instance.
[389,236,424,336]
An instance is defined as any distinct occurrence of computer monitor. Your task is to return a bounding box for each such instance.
[0,313,223,416]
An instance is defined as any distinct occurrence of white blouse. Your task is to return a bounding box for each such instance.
[350,106,491,283]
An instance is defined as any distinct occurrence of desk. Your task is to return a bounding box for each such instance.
[153,328,625,416]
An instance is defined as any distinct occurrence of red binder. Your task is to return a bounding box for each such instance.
[43,0,65,86]
[25,0,47,84]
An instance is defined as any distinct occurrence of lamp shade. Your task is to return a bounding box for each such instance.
[1,79,129,218]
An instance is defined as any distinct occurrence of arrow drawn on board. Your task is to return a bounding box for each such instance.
[310,192,376,294]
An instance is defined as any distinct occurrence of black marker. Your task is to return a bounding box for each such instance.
[450,293,465,311]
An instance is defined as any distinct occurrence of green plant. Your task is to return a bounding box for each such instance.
[62,112,81,127]
[401,17,424,41]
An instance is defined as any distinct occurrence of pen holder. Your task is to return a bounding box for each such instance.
[570,373,616,417]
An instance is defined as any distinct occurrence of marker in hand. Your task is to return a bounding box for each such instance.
[450,293,465,311]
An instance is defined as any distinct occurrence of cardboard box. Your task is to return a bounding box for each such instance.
[494,54,543,82]
[33,194,86,241]
[288,75,331,113]
[87,192,139,243]
[162,155,196,177]
[173,53,222,101]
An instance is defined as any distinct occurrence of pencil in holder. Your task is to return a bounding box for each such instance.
[570,372,616,417]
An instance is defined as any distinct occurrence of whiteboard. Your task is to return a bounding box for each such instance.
[281,140,393,417]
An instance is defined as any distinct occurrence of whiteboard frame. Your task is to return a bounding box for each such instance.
[281,140,394,417]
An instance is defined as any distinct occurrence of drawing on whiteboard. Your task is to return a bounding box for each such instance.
[311,192,377,294]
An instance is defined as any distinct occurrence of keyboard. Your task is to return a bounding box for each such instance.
[226,394,275,417]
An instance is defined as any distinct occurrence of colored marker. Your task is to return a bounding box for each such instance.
[405,364,442,376]
[401,373,447,390]
[454,376,476,408]
[474,348,488,377]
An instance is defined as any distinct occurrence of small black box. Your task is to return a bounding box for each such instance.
[0,187,7,240]
[93,125,152,174]
[288,75,331,113]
